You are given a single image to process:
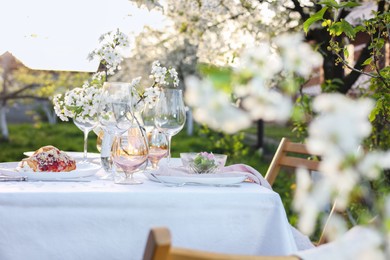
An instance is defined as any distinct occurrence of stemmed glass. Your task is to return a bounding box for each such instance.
[154,89,186,165]
[97,82,133,177]
[73,116,98,163]
[141,104,168,169]
[148,128,168,169]
[111,125,148,184]
[141,104,156,135]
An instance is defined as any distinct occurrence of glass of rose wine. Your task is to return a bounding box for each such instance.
[148,128,168,169]
[111,125,149,185]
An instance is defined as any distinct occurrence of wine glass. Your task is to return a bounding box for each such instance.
[154,89,186,165]
[95,126,104,152]
[111,126,149,184]
[98,82,133,135]
[73,116,98,163]
[97,82,133,175]
[141,104,156,135]
[148,128,168,169]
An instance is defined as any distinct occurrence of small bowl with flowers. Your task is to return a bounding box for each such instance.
[180,152,227,174]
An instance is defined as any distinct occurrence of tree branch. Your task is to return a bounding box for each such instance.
[1,83,41,99]
[341,0,389,93]
[0,95,49,101]
[290,0,309,21]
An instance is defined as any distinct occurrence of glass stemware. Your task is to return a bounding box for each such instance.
[141,104,156,135]
[154,89,186,165]
[112,125,149,184]
[73,116,98,163]
[97,82,133,175]
[148,128,168,169]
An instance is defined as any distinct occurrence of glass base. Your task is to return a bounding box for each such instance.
[98,157,114,180]
[77,160,96,166]
[99,172,114,180]
[115,177,143,185]
[101,157,113,171]
[145,164,159,171]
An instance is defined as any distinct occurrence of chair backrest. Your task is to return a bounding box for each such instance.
[264,137,337,246]
[264,137,320,187]
[143,227,300,260]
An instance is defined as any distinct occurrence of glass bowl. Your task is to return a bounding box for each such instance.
[180,153,227,174]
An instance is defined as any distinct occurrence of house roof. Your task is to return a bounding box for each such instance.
[0,51,25,71]
[0,51,96,73]
[345,2,376,26]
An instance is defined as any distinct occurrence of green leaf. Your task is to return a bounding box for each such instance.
[353,25,366,34]
[339,2,361,8]
[343,47,349,58]
[362,57,373,66]
[319,0,360,9]
[369,103,381,122]
[318,0,340,8]
[340,20,356,38]
[329,20,356,38]
[303,7,328,34]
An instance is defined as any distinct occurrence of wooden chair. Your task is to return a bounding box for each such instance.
[264,137,338,245]
[264,137,320,187]
[143,227,300,260]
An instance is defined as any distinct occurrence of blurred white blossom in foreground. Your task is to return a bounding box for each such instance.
[185,76,251,133]
[185,33,321,133]
[184,31,390,257]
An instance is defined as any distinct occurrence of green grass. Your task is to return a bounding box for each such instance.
[0,122,99,162]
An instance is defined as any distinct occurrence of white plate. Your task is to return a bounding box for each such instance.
[23,151,101,159]
[0,162,100,180]
[144,171,247,185]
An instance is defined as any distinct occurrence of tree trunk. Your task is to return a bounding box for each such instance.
[256,120,264,149]
[321,35,345,83]
[0,103,9,141]
[42,102,57,124]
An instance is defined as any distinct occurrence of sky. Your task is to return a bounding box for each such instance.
[0,0,165,72]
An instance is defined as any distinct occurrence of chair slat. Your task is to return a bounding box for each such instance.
[284,142,310,154]
[279,156,320,171]
[143,227,299,260]
[143,227,171,260]
[171,247,299,260]
[264,138,334,246]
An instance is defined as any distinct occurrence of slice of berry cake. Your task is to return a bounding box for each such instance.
[18,146,76,172]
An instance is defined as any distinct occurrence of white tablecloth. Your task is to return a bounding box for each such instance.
[0,161,298,260]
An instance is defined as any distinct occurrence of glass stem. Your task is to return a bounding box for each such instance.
[83,129,90,162]
[167,135,172,166]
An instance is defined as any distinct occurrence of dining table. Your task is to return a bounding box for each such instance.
[0,158,299,260]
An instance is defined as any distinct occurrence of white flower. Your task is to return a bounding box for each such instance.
[150,60,179,87]
[294,168,332,235]
[130,76,142,88]
[88,29,130,75]
[53,83,101,122]
[307,94,374,156]
[358,151,390,180]
[275,33,322,78]
[143,87,160,108]
[237,43,282,80]
[185,76,251,133]
[238,78,293,123]
[323,214,348,242]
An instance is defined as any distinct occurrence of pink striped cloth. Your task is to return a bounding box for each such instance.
[222,164,272,189]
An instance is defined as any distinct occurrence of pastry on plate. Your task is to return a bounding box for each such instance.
[17,145,76,172]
